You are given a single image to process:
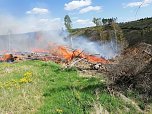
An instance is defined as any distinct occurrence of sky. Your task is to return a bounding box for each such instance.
[0,0,152,34]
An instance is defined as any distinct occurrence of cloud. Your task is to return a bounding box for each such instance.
[126,2,143,7]
[64,0,91,11]
[76,19,94,25]
[26,8,49,15]
[79,6,101,14]
[50,18,61,22]
[125,0,152,7]
[36,18,62,31]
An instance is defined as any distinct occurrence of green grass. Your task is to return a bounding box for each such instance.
[0,61,44,113]
[0,60,145,113]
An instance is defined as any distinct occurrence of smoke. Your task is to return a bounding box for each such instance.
[0,14,120,59]
[0,14,62,35]
[71,37,120,59]
[0,14,64,53]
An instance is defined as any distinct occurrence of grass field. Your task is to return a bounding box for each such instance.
[0,60,147,114]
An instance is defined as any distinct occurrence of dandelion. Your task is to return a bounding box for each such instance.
[0,71,33,89]
[24,71,32,77]
[56,109,63,113]
[19,78,29,83]
[19,71,33,83]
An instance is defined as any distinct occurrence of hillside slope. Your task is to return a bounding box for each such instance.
[71,17,152,47]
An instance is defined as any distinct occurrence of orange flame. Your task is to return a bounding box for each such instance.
[49,45,109,64]
[32,48,49,53]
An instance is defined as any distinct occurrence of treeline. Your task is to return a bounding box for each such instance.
[92,17,117,26]
[64,15,152,48]
[64,15,118,31]
[119,17,152,46]
[119,17,152,30]
[64,15,127,51]
[91,17,126,49]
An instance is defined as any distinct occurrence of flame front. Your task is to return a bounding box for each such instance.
[49,45,109,64]
[0,41,109,64]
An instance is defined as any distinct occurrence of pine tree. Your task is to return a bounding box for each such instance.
[64,15,72,32]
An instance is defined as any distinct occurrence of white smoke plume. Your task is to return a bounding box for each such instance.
[71,37,120,59]
[0,14,120,59]
[0,14,64,53]
[0,14,62,35]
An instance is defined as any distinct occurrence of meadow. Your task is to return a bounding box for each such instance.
[0,60,147,114]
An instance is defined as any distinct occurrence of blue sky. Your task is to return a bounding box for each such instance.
[0,0,152,31]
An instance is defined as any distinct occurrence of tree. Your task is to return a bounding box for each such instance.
[102,17,117,25]
[92,17,102,26]
[64,15,72,32]
[102,18,107,25]
[111,18,127,51]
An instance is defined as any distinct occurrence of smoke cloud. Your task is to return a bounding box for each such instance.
[0,14,120,59]
[0,14,62,35]
[71,37,120,59]
[0,14,64,53]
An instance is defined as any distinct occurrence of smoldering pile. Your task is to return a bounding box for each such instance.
[99,43,152,101]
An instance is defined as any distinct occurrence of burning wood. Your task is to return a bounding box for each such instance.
[31,48,49,53]
[3,53,14,62]
[0,42,109,66]
[49,45,109,64]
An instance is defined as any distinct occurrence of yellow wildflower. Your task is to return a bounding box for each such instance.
[24,71,32,77]
[56,109,63,113]
[19,77,29,83]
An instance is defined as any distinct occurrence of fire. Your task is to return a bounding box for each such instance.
[0,50,9,53]
[50,46,73,60]
[31,48,49,53]
[49,45,109,64]
[0,41,109,64]
[85,55,108,64]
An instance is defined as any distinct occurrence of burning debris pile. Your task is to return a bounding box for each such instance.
[100,43,152,101]
[0,43,109,66]
[0,53,14,62]
[0,31,117,65]
[49,45,109,64]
